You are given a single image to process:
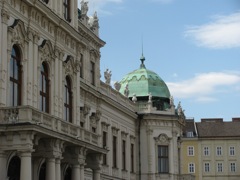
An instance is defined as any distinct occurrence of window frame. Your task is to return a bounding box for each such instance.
[102,131,107,165]
[158,145,169,173]
[40,62,49,113]
[63,0,71,22]
[112,135,117,168]
[217,162,223,172]
[203,146,209,156]
[216,146,222,156]
[9,45,22,106]
[131,143,134,172]
[122,140,126,170]
[230,162,236,172]
[204,162,210,172]
[229,146,235,156]
[64,76,72,122]
[188,163,195,173]
[90,61,95,85]
[188,146,194,156]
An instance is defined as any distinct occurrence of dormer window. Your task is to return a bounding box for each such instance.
[63,0,71,22]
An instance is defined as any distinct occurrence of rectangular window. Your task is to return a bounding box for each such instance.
[204,162,210,172]
[216,146,222,156]
[187,131,194,137]
[230,162,236,172]
[217,162,223,172]
[188,146,194,156]
[102,131,107,165]
[189,163,195,173]
[90,61,95,85]
[122,140,126,170]
[158,145,169,173]
[113,136,117,168]
[63,0,71,22]
[131,143,134,172]
[229,146,235,156]
[204,146,209,156]
[80,54,83,78]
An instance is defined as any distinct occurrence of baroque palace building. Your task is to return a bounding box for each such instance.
[0,0,185,180]
[0,0,187,180]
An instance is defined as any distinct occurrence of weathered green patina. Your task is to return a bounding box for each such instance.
[119,56,170,99]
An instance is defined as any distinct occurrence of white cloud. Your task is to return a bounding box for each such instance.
[167,72,240,102]
[79,0,123,15]
[184,12,240,49]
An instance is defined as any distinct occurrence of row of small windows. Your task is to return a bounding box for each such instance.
[188,146,235,156]
[189,162,237,173]
[10,45,73,122]
[40,0,71,22]
[102,131,135,172]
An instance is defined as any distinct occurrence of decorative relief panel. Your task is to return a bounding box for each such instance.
[154,133,171,145]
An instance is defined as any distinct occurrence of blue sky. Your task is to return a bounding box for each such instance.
[79,0,240,121]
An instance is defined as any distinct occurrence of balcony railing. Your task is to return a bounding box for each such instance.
[0,106,99,146]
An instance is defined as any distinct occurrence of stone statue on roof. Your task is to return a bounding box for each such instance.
[170,96,174,106]
[132,93,137,103]
[81,0,88,17]
[124,84,129,97]
[177,101,183,116]
[91,11,99,29]
[104,69,111,85]
[114,81,121,91]
[148,92,152,103]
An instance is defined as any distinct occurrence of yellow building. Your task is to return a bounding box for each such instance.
[181,119,198,180]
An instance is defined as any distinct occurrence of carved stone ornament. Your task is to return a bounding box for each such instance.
[8,19,27,47]
[82,104,91,118]
[154,134,170,145]
[39,40,54,63]
[1,9,10,24]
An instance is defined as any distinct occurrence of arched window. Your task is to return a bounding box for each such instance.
[40,62,49,113]
[39,162,46,180]
[64,76,72,122]
[10,45,22,106]
[7,156,21,180]
[63,0,71,22]
[64,166,72,180]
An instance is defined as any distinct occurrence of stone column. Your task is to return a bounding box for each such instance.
[0,9,9,106]
[80,164,85,180]
[0,151,7,180]
[72,164,81,180]
[92,169,101,180]
[20,152,32,180]
[46,158,56,180]
[55,158,61,180]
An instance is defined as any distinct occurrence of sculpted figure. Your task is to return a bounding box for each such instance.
[170,95,174,106]
[132,93,137,103]
[124,84,129,97]
[81,0,88,16]
[104,69,111,85]
[114,81,121,91]
[148,92,152,103]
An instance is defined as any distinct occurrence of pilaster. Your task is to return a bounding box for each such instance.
[32,33,39,108]
[0,8,9,106]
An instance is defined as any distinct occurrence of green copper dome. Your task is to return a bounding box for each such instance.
[119,56,171,99]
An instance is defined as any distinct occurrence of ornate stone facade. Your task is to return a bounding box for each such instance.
[0,0,185,180]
